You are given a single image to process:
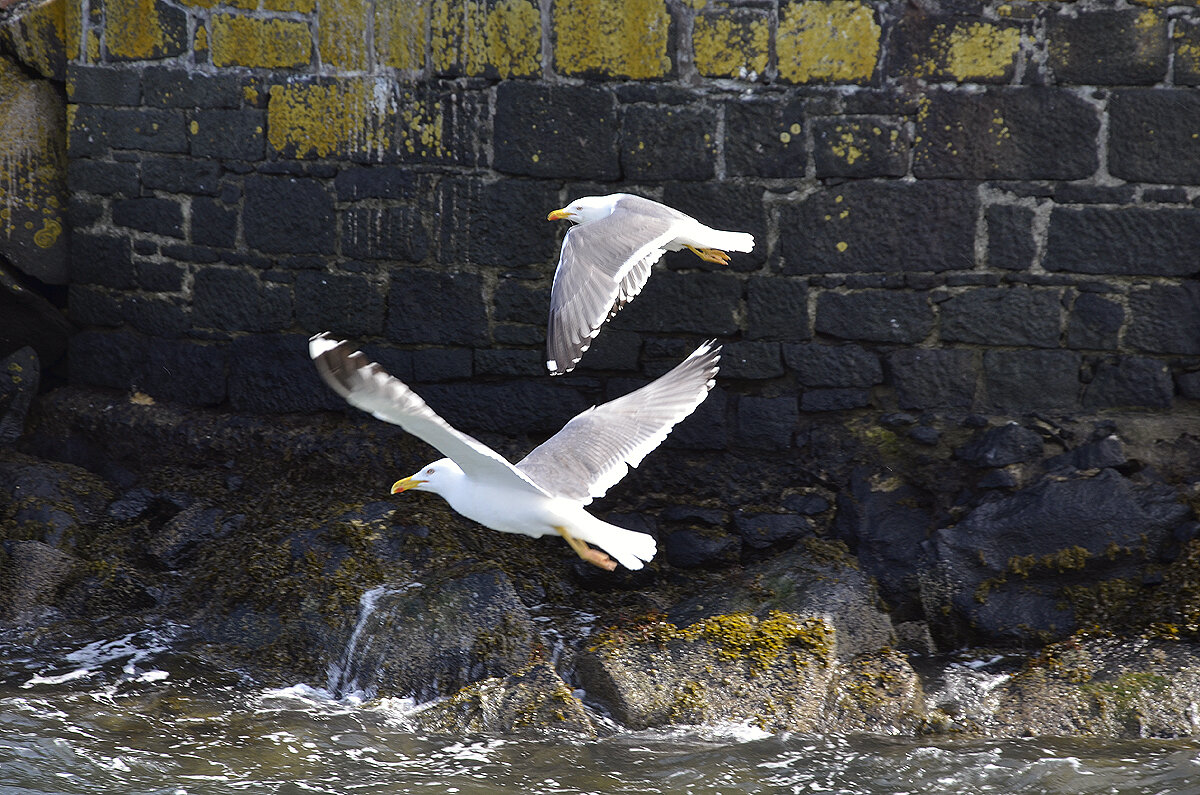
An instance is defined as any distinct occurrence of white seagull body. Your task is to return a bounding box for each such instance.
[309,333,721,571]
[545,193,753,375]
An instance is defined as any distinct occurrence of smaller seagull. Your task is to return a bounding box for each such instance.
[545,193,754,376]
[309,333,721,571]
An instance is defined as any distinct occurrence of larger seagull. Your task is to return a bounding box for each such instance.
[545,193,754,375]
[309,333,721,571]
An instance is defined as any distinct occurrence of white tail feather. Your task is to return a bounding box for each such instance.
[573,516,657,571]
[710,230,755,252]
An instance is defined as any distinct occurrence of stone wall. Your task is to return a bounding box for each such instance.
[9,0,1200,437]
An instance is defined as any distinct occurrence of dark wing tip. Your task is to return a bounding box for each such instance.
[308,332,366,400]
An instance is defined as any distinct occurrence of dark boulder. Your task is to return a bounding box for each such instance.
[0,346,37,446]
[0,450,112,546]
[0,539,77,622]
[955,422,1044,468]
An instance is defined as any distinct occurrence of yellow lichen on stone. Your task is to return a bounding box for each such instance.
[194,23,208,57]
[104,0,182,60]
[268,80,387,158]
[210,14,312,69]
[777,1,879,83]
[1,0,67,79]
[693,11,769,79]
[320,0,370,71]
[264,0,317,11]
[64,0,81,61]
[463,0,541,77]
[553,0,672,79]
[376,0,426,70]
[944,22,1020,80]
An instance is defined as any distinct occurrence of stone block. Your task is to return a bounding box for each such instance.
[812,117,907,178]
[887,348,976,410]
[192,198,238,248]
[191,109,266,161]
[692,6,769,79]
[493,278,550,325]
[1178,371,1200,401]
[732,512,813,550]
[474,349,544,377]
[136,260,185,292]
[888,16,1021,83]
[342,206,429,263]
[69,329,139,389]
[720,341,783,380]
[411,347,473,382]
[982,349,1080,413]
[913,88,1099,180]
[243,175,335,254]
[112,197,183,238]
[777,182,975,274]
[1127,283,1200,355]
[956,423,1043,468]
[294,271,385,337]
[1176,18,1200,87]
[736,395,797,450]
[573,328,641,373]
[420,381,592,435]
[552,0,672,79]
[986,205,1035,271]
[940,287,1062,348]
[814,291,933,344]
[1110,90,1200,185]
[69,285,123,327]
[661,182,765,269]
[123,294,188,338]
[68,64,141,105]
[610,270,740,335]
[776,0,880,84]
[784,343,881,387]
[620,105,716,182]
[801,388,871,412]
[68,159,139,195]
[665,528,740,569]
[70,233,133,288]
[334,167,423,201]
[746,277,809,341]
[0,0,67,81]
[229,334,342,413]
[724,97,806,178]
[192,268,292,332]
[1066,293,1123,350]
[140,156,221,195]
[71,106,187,155]
[103,0,188,61]
[140,337,228,406]
[210,13,313,69]
[493,82,619,180]
[1044,207,1200,277]
[426,0,541,78]
[1047,9,1167,85]
[386,268,487,346]
[1084,357,1173,410]
[454,178,562,267]
[141,67,247,109]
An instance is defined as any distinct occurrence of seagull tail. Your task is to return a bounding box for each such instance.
[574,516,657,571]
[708,230,754,253]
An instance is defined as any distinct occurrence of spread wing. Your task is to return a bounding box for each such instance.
[546,202,682,375]
[309,334,548,496]
[517,341,721,504]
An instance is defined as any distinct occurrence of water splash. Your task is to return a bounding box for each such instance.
[326,584,421,702]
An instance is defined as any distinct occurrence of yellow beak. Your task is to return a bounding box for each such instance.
[391,476,425,494]
[547,208,570,221]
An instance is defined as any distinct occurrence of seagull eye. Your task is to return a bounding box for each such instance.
[426,468,434,475]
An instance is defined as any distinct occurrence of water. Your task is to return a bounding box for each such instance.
[3,624,1200,795]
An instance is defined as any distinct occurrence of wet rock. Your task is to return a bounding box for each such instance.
[334,567,538,702]
[732,511,814,550]
[0,539,77,622]
[0,346,37,445]
[955,423,1044,468]
[143,503,241,570]
[0,450,112,546]
[664,527,740,568]
[931,469,1192,645]
[409,664,596,736]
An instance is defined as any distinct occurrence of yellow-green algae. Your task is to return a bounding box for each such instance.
[553,0,671,79]
[777,1,879,84]
[692,10,768,79]
[209,13,312,69]
[102,0,184,59]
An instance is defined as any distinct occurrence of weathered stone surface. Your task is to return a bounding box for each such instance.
[812,117,907,178]
[1110,90,1200,185]
[0,346,37,445]
[611,270,740,335]
[814,291,934,344]
[1067,293,1123,350]
[888,15,1021,84]
[1127,283,1200,356]
[551,0,672,80]
[0,449,113,547]
[228,333,342,413]
[732,511,813,550]
[112,197,183,238]
[1,263,71,367]
[1046,9,1167,86]
[736,395,797,450]
[724,97,806,178]
[620,105,715,182]
[931,469,1191,644]
[190,108,266,161]
[784,343,882,388]
[193,268,291,333]
[746,277,808,341]
[332,568,537,702]
[243,175,336,254]
[955,423,1043,468]
[692,6,768,80]
[0,539,77,622]
[982,350,1080,413]
[1045,207,1200,277]
[70,106,187,155]
[294,272,385,338]
[341,206,429,263]
[913,88,1099,180]
[887,348,976,410]
[1046,435,1126,473]
[778,182,976,274]
[1083,357,1173,410]
[941,287,1061,347]
[0,55,67,283]
[386,268,487,346]
[493,82,618,180]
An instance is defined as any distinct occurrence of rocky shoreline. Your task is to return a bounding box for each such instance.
[2,377,1199,739]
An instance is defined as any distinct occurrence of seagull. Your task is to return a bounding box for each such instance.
[545,193,753,376]
[309,333,721,571]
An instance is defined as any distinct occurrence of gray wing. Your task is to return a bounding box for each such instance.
[517,341,721,504]
[547,203,681,375]
[309,334,548,496]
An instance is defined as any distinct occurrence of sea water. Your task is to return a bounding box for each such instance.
[2,623,1199,795]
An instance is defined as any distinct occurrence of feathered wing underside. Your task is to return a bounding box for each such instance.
[517,341,721,504]
[308,334,547,497]
[546,205,678,375]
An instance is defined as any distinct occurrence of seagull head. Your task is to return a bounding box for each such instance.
[391,458,462,496]
[547,194,620,225]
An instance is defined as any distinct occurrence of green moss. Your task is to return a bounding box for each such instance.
[682,611,835,671]
[1083,671,1171,723]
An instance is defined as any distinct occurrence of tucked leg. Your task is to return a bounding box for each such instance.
[554,526,617,571]
[685,245,731,265]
